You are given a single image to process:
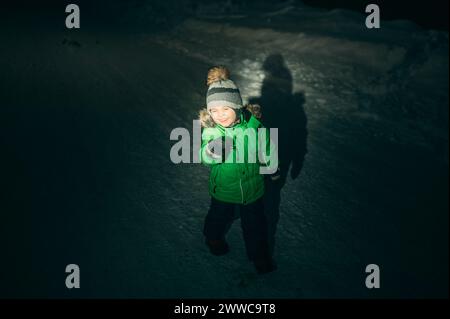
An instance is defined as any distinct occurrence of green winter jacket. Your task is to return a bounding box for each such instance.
[199,105,277,205]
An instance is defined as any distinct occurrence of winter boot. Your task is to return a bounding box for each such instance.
[254,258,277,274]
[205,239,230,256]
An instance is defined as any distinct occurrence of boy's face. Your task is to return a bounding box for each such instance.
[209,106,237,127]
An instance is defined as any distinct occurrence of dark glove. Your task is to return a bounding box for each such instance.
[290,160,304,180]
[205,136,234,162]
[269,167,281,181]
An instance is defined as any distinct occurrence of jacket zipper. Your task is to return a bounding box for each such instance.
[239,178,244,204]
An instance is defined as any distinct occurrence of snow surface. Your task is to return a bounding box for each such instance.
[0,2,448,298]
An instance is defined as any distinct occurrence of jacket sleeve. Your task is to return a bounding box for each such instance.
[200,127,225,166]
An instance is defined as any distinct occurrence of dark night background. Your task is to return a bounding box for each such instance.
[4,0,450,30]
[0,0,448,298]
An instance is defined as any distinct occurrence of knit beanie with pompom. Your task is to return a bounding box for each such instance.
[206,66,243,112]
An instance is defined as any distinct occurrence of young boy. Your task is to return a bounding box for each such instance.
[199,66,278,274]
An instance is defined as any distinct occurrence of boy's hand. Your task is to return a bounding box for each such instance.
[205,136,234,162]
[269,167,281,181]
[290,159,305,180]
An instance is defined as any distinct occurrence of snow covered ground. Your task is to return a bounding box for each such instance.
[1,2,448,298]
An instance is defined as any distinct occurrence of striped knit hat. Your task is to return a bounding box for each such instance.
[206,66,243,111]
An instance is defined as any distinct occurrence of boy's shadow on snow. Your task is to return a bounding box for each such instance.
[249,54,308,257]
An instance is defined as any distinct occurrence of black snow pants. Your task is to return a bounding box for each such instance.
[203,196,270,262]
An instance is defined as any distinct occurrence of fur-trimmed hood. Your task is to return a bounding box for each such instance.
[198,104,262,128]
